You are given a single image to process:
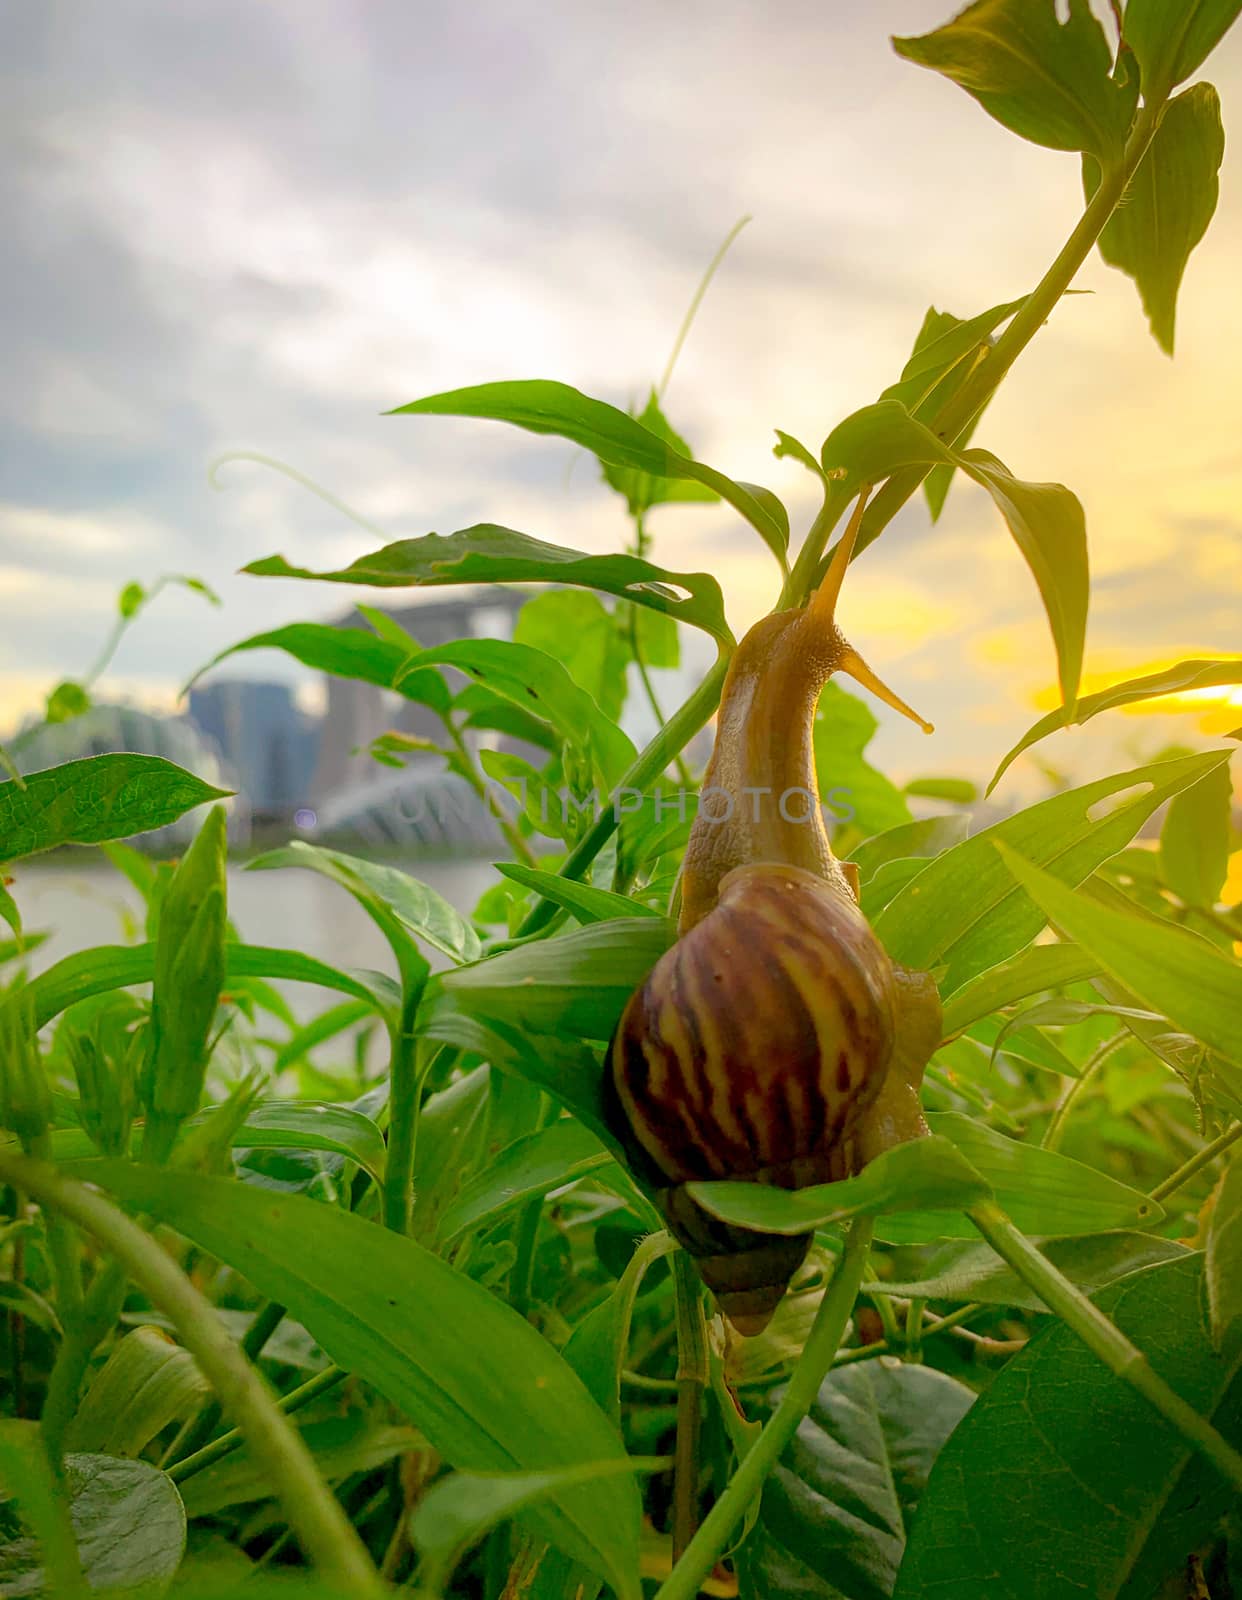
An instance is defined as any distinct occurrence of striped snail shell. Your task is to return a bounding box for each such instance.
[607,861,900,1335]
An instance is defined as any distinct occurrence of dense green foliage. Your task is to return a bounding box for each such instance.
[3,4,1242,1597]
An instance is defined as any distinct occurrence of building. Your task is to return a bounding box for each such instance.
[188,679,319,824]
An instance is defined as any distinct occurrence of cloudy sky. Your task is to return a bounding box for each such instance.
[4,0,1241,796]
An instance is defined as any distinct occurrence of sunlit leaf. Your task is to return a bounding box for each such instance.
[988,657,1242,791]
[1088,83,1225,353]
[820,399,954,488]
[1161,759,1232,908]
[893,0,1131,162]
[1208,1149,1242,1348]
[600,388,721,516]
[1123,0,1242,99]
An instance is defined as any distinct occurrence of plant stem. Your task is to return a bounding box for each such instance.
[1042,1033,1127,1153]
[445,718,538,867]
[1149,1122,1242,1205]
[0,1149,383,1596]
[41,1259,127,1470]
[629,606,692,789]
[163,1298,288,1467]
[517,654,730,936]
[968,1199,1242,1496]
[655,1216,875,1600]
[168,1365,348,1484]
[383,1016,422,1234]
[832,1300,987,1366]
[671,1251,708,1562]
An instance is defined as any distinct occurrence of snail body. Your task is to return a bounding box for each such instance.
[606,493,942,1333]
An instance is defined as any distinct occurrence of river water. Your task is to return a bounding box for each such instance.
[8,855,500,989]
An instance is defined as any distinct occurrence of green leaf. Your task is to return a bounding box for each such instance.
[514,589,631,724]
[1161,758,1232,907]
[44,680,91,724]
[0,885,19,943]
[86,1162,642,1597]
[875,1231,1191,1311]
[903,776,978,803]
[1123,0,1242,99]
[1088,83,1225,353]
[820,400,954,488]
[388,380,788,569]
[737,1363,975,1600]
[495,863,661,925]
[893,0,1130,162]
[959,448,1088,708]
[397,638,635,787]
[67,1327,208,1458]
[186,623,451,714]
[772,428,828,484]
[994,841,1242,1062]
[895,1257,1242,1600]
[940,944,1103,1037]
[410,1458,663,1598]
[848,815,971,882]
[249,841,478,966]
[600,388,721,516]
[989,657,1242,791]
[0,756,230,865]
[886,296,1026,412]
[0,1452,186,1599]
[814,684,912,837]
[213,1099,387,1185]
[244,524,733,644]
[419,917,673,1044]
[436,1118,615,1244]
[1208,1149,1242,1347]
[873,750,1231,995]
[0,1421,83,1596]
[688,1135,992,1235]
[4,940,395,1035]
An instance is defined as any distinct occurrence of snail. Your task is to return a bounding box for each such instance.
[605,490,943,1334]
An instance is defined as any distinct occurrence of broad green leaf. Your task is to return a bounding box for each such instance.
[893,0,1130,162]
[397,638,635,787]
[959,448,1088,707]
[410,1458,664,1598]
[562,1234,676,1422]
[688,1135,992,1235]
[814,684,912,837]
[940,944,1104,1038]
[1161,755,1232,908]
[737,1363,975,1600]
[860,858,933,920]
[410,1066,492,1242]
[848,815,970,882]
[0,756,229,865]
[995,842,1242,1062]
[4,941,395,1034]
[0,1452,185,1599]
[419,917,673,1044]
[599,388,720,517]
[820,400,954,488]
[244,525,733,644]
[903,777,977,804]
[895,1257,1242,1600]
[1088,83,1225,353]
[496,863,661,924]
[1123,0,1242,98]
[1208,1149,1242,1347]
[885,296,1026,410]
[436,1118,614,1244]
[249,841,477,966]
[0,933,47,968]
[457,686,560,754]
[0,885,19,942]
[873,750,1231,994]
[514,589,631,724]
[874,1231,1190,1311]
[186,622,451,714]
[388,380,788,568]
[218,1100,387,1185]
[632,603,679,670]
[68,1327,208,1458]
[988,657,1242,791]
[87,1162,641,1597]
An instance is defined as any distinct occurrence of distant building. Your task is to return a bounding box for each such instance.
[188,680,319,823]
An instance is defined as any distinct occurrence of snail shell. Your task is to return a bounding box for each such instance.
[606,860,898,1334]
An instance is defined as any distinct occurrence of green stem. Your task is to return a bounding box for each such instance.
[41,1259,127,1470]
[968,1199,1242,1496]
[629,606,692,789]
[168,1365,348,1485]
[655,1216,874,1600]
[383,1019,423,1234]
[163,1299,288,1467]
[445,718,538,868]
[0,1149,383,1596]
[517,655,730,936]
[1042,1033,1127,1153]
[1149,1122,1242,1205]
[671,1251,708,1562]
[833,1300,987,1366]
